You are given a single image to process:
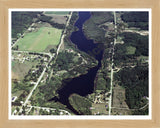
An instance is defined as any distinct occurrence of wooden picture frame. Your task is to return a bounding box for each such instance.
[0,0,160,127]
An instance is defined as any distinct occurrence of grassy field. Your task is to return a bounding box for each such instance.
[15,27,62,52]
[44,11,69,15]
[91,103,108,115]
[112,85,129,108]
[126,46,136,55]
[111,84,131,115]
[12,60,38,80]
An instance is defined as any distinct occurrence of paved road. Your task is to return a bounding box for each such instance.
[107,11,148,115]
[12,34,25,48]
[48,12,73,81]
[18,56,53,114]
[12,55,53,115]
[27,106,71,115]
[11,23,35,48]
[56,12,73,55]
[23,58,51,106]
[12,12,73,115]
[108,11,117,115]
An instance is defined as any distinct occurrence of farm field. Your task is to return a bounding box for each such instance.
[112,85,128,108]
[111,84,131,115]
[15,27,62,52]
[44,11,69,15]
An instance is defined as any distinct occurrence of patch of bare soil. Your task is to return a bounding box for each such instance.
[123,29,149,36]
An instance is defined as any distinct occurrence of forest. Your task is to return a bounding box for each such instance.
[114,32,148,66]
[83,12,113,43]
[113,30,149,112]
[56,51,75,70]
[12,12,66,39]
[121,12,148,30]
[114,65,148,109]
[12,12,41,38]
[39,15,65,29]
[69,93,92,115]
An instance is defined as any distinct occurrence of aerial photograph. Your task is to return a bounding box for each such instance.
[11,10,149,116]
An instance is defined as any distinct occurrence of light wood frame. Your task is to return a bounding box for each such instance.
[0,0,160,128]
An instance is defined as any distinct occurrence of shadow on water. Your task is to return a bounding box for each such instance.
[48,96,80,115]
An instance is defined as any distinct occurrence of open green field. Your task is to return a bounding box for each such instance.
[44,11,69,15]
[15,27,62,52]
[126,46,136,55]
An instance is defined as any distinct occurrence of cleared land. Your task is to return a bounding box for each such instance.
[44,11,69,15]
[15,27,62,52]
[111,108,131,115]
[12,61,37,80]
[44,14,68,24]
[111,84,131,115]
[50,16,67,24]
[112,85,128,108]
[126,46,136,55]
[91,103,108,115]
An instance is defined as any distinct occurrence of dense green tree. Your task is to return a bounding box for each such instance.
[121,12,148,30]
[56,51,74,70]
[69,94,92,115]
[114,65,148,109]
[12,12,40,38]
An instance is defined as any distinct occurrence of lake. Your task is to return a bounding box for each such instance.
[58,12,104,114]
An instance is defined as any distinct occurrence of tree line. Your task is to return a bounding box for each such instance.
[12,12,41,38]
[39,15,65,29]
[114,65,148,109]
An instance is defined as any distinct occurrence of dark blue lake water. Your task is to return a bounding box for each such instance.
[57,12,103,113]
